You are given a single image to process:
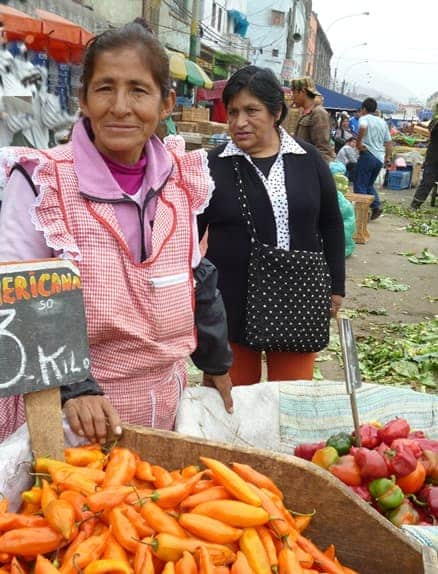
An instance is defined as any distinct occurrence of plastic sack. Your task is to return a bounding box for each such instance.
[337,191,356,257]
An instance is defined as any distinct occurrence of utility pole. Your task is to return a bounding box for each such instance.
[189,0,200,62]
[285,0,299,60]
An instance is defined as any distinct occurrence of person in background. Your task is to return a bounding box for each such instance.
[336,136,359,182]
[0,18,233,444]
[349,109,360,135]
[200,66,345,386]
[291,77,335,163]
[354,97,393,220]
[410,103,438,210]
[334,116,354,154]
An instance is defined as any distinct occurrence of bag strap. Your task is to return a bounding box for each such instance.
[231,157,258,243]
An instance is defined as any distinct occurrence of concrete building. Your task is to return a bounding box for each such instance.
[312,14,332,88]
[246,0,311,82]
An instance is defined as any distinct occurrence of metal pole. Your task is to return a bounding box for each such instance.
[285,0,299,60]
[190,0,200,61]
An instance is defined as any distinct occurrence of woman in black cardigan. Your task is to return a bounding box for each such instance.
[198,66,345,385]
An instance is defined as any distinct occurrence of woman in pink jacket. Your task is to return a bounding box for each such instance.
[0,19,233,443]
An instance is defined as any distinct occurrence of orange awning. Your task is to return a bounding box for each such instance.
[36,9,83,45]
[0,5,43,37]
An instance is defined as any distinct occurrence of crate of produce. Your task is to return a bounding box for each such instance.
[386,170,412,190]
[175,121,198,133]
[195,120,228,136]
[182,107,210,122]
[118,425,432,574]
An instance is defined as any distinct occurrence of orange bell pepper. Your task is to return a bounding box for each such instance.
[151,465,174,489]
[151,472,204,509]
[103,449,137,488]
[396,461,427,494]
[230,551,253,574]
[191,500,269,528]
[199,458,261,507]
[86,486,135,513]
[239,527,271,574]
[230,463,283,500]
[34,554,62,574]
[140,500,187,538]
[21,486,42,506]
[134,540,155,574]
[60,528,109,574]
[103,533,129,562]
[255,526,278,571]
[180,486,232,510]
[109,506,139,554]
[44,499,76,540]
[65,447,105,468]
[83,559,133,574]
[277,547,303,574]
[175,550,197,574]
[135,461,155,483]
[122,505,154,538]
[0,513,47,531]
[0,526,63,557]
[198,545,215,574]
[150,533,235,564]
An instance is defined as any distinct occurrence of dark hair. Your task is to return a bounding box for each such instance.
[222,66,288,126]
[81,18,170,100]
[361,97,378,113]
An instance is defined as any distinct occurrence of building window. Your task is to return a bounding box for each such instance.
[271,10,285,27]
[217,7,222,31]
[272,49,279,57]
[211,3,217,27]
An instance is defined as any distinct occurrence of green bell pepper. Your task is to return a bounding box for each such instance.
[369,477,404,511]
[326,432,353,456]
[388,499,420,527]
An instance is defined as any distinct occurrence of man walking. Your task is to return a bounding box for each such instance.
[291,77,335,163]
[410,103,438,210]
[354,98,393,220]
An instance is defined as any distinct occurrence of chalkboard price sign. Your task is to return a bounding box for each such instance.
[0,259,91,398]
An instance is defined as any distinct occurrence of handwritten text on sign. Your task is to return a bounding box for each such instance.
[0,260,91,397]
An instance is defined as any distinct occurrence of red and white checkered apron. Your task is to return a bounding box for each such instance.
[0,138,211,441]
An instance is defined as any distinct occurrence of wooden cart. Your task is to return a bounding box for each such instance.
[120,425,436,574]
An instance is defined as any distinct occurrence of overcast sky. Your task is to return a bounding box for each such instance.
[311,0,438,104]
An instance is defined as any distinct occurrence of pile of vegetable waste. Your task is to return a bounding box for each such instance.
[0,445,358,573]
[295,417,438,528]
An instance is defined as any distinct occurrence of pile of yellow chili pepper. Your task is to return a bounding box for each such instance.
[0,444,359,574]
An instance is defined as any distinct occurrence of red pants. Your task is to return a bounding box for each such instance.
[229,342,316,386]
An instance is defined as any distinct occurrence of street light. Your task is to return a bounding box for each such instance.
[341,60,368,94]
[326,11,370,34]
[332,42,367,90]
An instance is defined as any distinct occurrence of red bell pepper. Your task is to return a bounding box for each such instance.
[294,442,326,461]
[379,418,410,444]
[353,424,381,449]
[391,438,423,459]
[420,450,438,482]
[329,455,362,486]
[414,439,438,453]
[418,485,438,519]
[352,447,389,479]
[377,443,417,478]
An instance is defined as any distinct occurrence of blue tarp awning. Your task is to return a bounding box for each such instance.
[315,84,361,112]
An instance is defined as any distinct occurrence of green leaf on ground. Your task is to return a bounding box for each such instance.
[359,275,410,291]
[399,248,438,264]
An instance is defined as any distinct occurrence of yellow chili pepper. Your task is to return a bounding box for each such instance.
[83,559,133,574]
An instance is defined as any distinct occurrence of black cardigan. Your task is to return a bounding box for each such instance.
[198,138,346,344]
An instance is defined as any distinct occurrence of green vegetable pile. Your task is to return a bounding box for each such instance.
[382,202,438,237]
[318,319,438,393]
[359,274,410,292]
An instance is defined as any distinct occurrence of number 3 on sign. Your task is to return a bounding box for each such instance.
[0,308,26,389]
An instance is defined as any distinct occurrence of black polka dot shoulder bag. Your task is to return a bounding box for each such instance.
[232,158,331,353]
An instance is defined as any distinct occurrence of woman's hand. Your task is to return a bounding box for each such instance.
[202,373,234,414]
[63,395,122,444]
[331,294,344,318]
